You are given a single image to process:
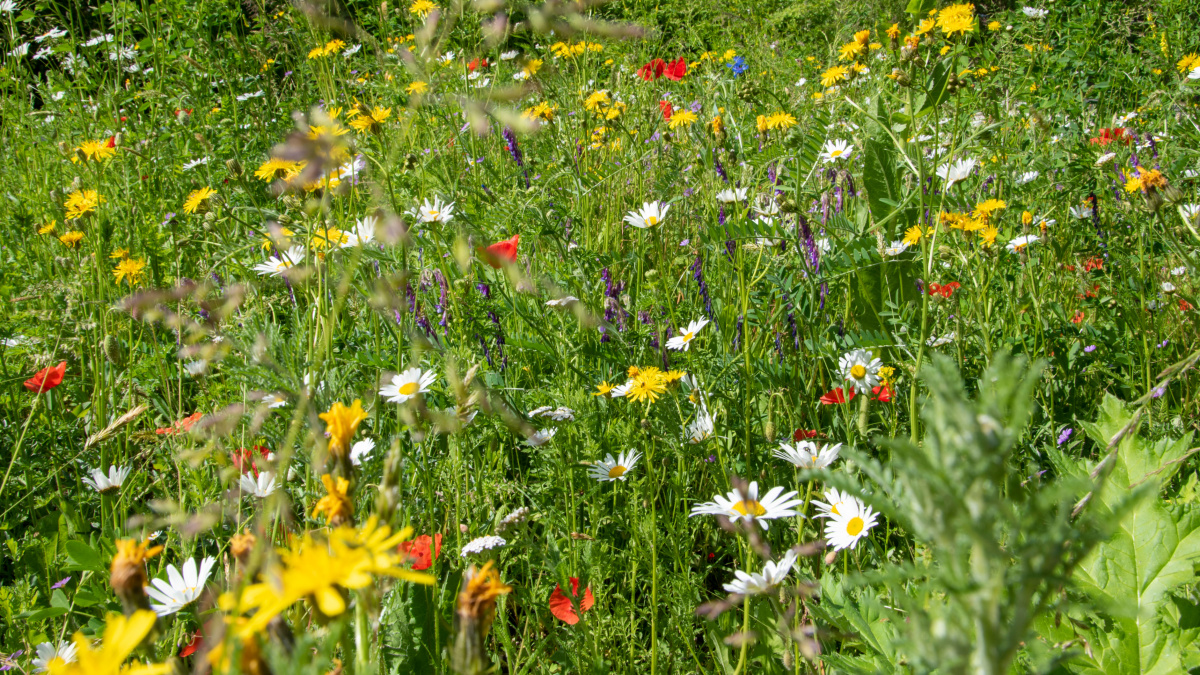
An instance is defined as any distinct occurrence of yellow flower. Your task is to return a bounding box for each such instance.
[183,187,217,214]
[885,23,900,39]
[979,225,998,246]
[668,110,698,130]
[523,58,543,76]
[914,18,936,36]
[987,20,1001,31]
[407,80,429,95]
[937,3,976,36]
[1021,211,1034,226]
[523,101,557,121]
[902,226,932,246]
[47,611,169,675]
[409,0,436,17]
[583,90,611,112]
[1177,53,1198,74]
[64,189,104,220]
[76,139,116,163]
[878,366,896,386]
[625,367,668,404]
[313,474,353,525]
[262,227,294,249]
[594,381,615,396]
[456,560,511,637]
[709,115,724,135]
[663,370,686,384]
[838,41,865,61]
[255,157,301,182]
[113,258,148,286]
[109,248,129,259]
[58,231,84,248]
[39,219,57,235]
[320,399,368,457]
[721,49,737,62]
[768,111,797,130]
[821,65,849,88]
[973,198,1007,219]
[310,226,348,254]
[349,106,391,134]
[853,29,871,45]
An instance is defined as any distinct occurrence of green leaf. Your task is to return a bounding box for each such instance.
[862,138,899,235]
[904,0,936,16]
[918,61,952,117]
[64,540,105,572]
[20,607,68,622]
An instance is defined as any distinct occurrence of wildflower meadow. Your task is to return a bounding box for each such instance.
[3,0,1200,672]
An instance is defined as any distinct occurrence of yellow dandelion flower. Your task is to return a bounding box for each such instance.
[979,225,998,246]
[313,474,353,525]
[255,157,300,181]
[407,80,429,95]
[937,3,976,36]
[64,189,104,220]
[593,381,615,396]
[113,257,148,286]
[1176,53,1198,74]
[50,610,169,675]
[58,231,84,248]
[76,139,116,163]
[38,219,56,235]
[320,399,368,457]
[886,23,900,39]
[348,106,391,134]
[183,187,217,214]
[668,110,698,130]
[821,65,849,88]
[409,0,436,17]
[768,111,797,129]
[838,41,865,61]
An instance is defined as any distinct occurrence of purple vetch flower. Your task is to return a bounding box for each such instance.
[1057,428,1073,445]
[477,333,493,367]
[799,214,819,272]
[787,306,798,351]
[689,100,702,114]
[1084,345,1096,353]
[692,254,716,324]
[502,127,530,187]
[732,314,744,351]
[1153,386,1166,399]
[706,455,716,463]
[714,155,729,183]
[683,187,694,198]
[162,212,176,225]
[475,282,491,299]
[52,576,71,589]
[0,650,24,671]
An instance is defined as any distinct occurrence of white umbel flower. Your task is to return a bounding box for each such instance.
[145,556,216,616]
[461,535,506,556]
[1021,7,1048,18]
[588,450,641,482]
[773,441,842,469]
[33,641,78,672]
[838,349,882,395]
[623,201,670,229]
[254,246,305,276]
[666,318,710,352]
[83,466,131,494]
[689,481,802,530]
[381,367,437,404]
[416,196,455,224]
[722,548,799,595]
[819,139,854,163]
[239,471,277,498]
[824,498,879,551]
[936,158,977,187]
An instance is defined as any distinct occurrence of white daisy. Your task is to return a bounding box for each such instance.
[350,438,376,465]
[687,403,715,443]
[499,50,519,60]
[689,481,802,530]
[1006,234,1040,253]
[936,158,977,187]
[235,90,264,102]
[811,488,856,519]
[253,246,305,276]
[182,157,210,170]
[546,407,575,421]
[715,187,748,203]
[1171,266,1188,277]
[773,441,842,469]
[1069,204,1094,220]
[819,139,854,163]
[342,44,362,57]
[342,216,377,247]
[824,498,880,551]
[144,556,216,616]
[588,450,641,482]
[838,349,881,395]
[883,240,910,257]
[239,471,277,498]
[1161,281,1176,293]
[666,318,710,352]
[609,381,633,398]
[33,641,77,672]
[183,360,208,377]
[261,393,288,408]
[722,548,798,595]
[1189,66,1200,80]
[83,466,131,494]
[623,201,670,229]
[1015,170,1039,185]
[380,367,437,404]
[416,196,455,224]
[546,295,579,308]
[525,428,556,446]
[460,535,506,556]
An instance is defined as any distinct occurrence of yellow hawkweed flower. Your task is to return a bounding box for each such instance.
[39,219,57,235]
[902,226,932,246]
[255,157,301,181]
[838,41,865,61]
[937,3,976,36]
[593,381,615,396]
[768,111,797,130]
[1177,53,1199,74]
[349,106,391,134]
[914,18,936,36]
[885,23,900,39]
[320,399,368,457]
[974,198,1007,219]
[456,560,512,638]
[58,231,84,248]
[183,187,217,214]
[979,225,998,246]
[48,610,169,675]
[409,0,436,17]
[109,248,129,259]
[313,474,353,525]
[523,101,557,121]
[668,110,698,130]
[113,258,148,286]
[709,115,724,135]
[853,29,871,45]
[987,20,1001,31]
[76,139,116,163]
[1021,211,1034,226]
[64,189,104,220]
[109,538,163,603]
[821,65,849,88]
[407,80,429,95]
[625,367,668,404]
[523,58,543,76]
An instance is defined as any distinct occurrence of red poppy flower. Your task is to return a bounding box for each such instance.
[658,100,673,120]
[548,577,594,625]
[481,234,519,268]
[1180,299,1194,312]
[871,384,893,402]
[637,58,666,81]
[1061,264,1076,272]
[180,629,203,658]
[156,412,204,436]
[25,361,66,393]
[1089,127,1129,146]
[467,57,489,72]
[793,428,819,441]
[1071,310,1084,324]
[1083,257,1104,272]
[819,387,855,405]
[664,57,687,81]
[399,534,443,571]
[233,446,271,474]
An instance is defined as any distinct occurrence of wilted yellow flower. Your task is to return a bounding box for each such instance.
[313,474,353,526]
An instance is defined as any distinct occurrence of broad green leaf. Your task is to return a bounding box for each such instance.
[64,539,105,572]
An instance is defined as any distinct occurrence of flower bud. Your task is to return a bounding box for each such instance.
[226,158,244,178]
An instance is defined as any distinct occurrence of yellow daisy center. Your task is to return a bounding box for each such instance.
[830,502,841,516]
[398,382,420,396]
[831,150,842,157]
[732,500,766,517]
[850,364,866,379]
[683,332,695,341]
[608,466,627,478]
[645,216,657,226]
[846,516,865,536]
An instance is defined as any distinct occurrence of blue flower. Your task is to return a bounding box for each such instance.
[727,56,747,77]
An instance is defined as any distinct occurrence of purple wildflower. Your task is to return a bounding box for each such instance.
[1057,428,1073,445]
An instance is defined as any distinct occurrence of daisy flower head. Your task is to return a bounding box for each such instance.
[936,158,977,187]
[589,450,641,482]
[623,201,670,229]
[1006,234,1040,253]
[239,471,278,498]
[773,440,842,469]
[33,641,78,672]
[526,428,557,446]
[145,557,216,616]
[819,139,854,163]
[380,367,437,404]
[715,187,748,203]
[824,497,879,551]
[416,196,455,224]
[689,481,802,530]
[343,216,377,247]
[811,487,856,519]
[722,548,798,595]
[838,348,882,394]
[83,465,131,494]
[350,438,376,466]
[254,246,305,276]
[686,403,715,443]
[666,318,709,352]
